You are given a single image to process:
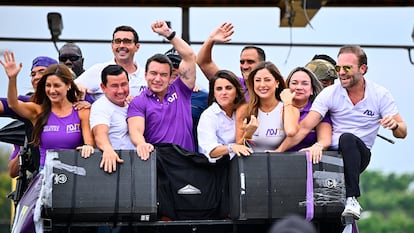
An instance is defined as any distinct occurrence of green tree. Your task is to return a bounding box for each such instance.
[357,171,414,233]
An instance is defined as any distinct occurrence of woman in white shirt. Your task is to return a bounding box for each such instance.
[235,61,294,152]
[197,70,253,162]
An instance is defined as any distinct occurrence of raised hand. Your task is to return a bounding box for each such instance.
[0,51,23,80]
[209,22,234,43]
[243,115,258,139]
[151,20,171,38]
[280,88,296,104]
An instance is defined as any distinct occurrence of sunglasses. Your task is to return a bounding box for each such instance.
[112,38,134,45]
[334,65,352,73]
[59,55,81,62]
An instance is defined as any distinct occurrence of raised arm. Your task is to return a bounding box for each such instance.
[151,20,196,90]
[196,22,235,81]
[280,89,300,137]
[1,51,40,122]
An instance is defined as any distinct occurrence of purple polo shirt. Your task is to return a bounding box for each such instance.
[287,101,332,152]
[127,78,195,151]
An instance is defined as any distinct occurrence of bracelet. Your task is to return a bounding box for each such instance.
[284,103,293,107]
[314,142,324,148]
[392,123,399,131]
[166,31,176,40]
[227,143,234,154]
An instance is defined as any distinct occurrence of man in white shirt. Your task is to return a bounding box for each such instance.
[76,25,146,102]
[90,64,135,173]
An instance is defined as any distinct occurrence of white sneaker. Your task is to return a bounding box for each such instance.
[342,197,362,220]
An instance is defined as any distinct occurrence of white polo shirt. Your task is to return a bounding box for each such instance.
[311,80,398,149]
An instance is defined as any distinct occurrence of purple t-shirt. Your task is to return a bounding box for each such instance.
[39,107,83,166]
[0,95,32,121]
[287,101,332,152]
[127,78,194,151]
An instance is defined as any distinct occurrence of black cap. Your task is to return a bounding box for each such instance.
[164,47,181,69]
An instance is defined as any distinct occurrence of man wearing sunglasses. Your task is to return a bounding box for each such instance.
[277,45,407,221]
[58,42,85,77]
[75,25,146,102]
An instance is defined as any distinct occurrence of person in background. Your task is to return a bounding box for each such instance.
[58,42,85,77]
[197,70,252,163]
[276,45,407,220]
[197,22,265,99]
[127,20,196,160]
[235,61,292,152]
[278,67,332,164]
[75,25,146,102]
[305,54,338,88]
[90,64,135,173]
[1,55,58,177]
[165,47,208,152]
[3,52,95,169]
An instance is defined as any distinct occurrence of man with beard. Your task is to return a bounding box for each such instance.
[277,45,407,221]
[75,25,146,102]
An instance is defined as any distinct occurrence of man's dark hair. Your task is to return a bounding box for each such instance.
[113,25,139,44]
[101,64,129,86]
[241,45,266,61]
[145,53,173,75]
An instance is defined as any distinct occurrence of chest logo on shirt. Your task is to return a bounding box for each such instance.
[43,125,60,132]
[67,123,81,133]
[167,92,178,103]
[363,109,375,116]
[266,128,283,137]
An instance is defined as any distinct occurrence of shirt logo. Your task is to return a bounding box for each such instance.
[363,109,375,116]
[66,123,81,133]
[43,125,60,132]
[266,128,283,137]
[167,92,178,103]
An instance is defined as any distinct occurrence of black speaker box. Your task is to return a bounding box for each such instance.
[42,149,157,223]
[229,151,345,220]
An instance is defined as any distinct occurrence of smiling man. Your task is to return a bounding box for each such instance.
[127,20,196,160]
[90,64,135,173]
[277,45,407,221]
[75,25,147,102]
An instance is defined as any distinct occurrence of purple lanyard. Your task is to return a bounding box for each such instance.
[306,151,314,221]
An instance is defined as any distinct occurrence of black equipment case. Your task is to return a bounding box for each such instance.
[42,149,157,223]
[229,151,345,220]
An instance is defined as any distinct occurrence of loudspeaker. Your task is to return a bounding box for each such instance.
[229,151,345,220]
[42,149,157,223]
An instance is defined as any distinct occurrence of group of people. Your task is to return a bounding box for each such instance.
[0,20,407,225]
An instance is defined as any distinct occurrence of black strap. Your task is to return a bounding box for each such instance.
[112,154,121,227]
[266,153,272,219]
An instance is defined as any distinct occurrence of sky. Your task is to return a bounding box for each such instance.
[0,6,413,174]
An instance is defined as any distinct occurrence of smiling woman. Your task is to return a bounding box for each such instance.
[0,6,413,174]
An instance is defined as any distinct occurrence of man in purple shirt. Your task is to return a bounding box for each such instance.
[127,20,196,160]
